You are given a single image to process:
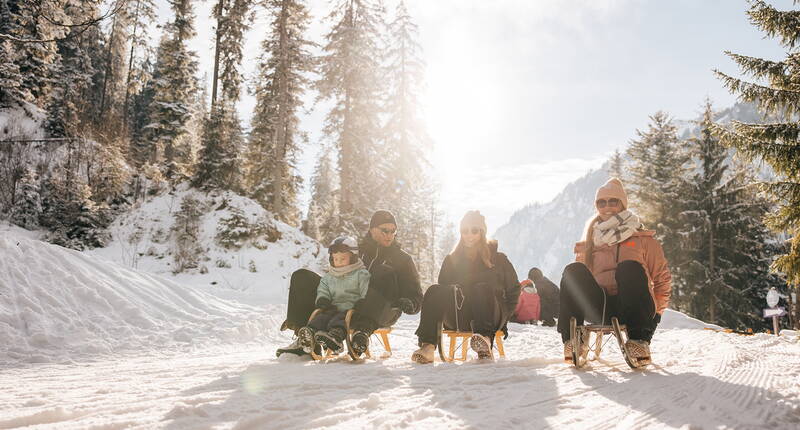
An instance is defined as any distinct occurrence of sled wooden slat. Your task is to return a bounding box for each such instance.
[440,330,506,361]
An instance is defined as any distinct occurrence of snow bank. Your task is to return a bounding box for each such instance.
[89,184,326,306]
[0,230,283,365]
[659,308,722,330]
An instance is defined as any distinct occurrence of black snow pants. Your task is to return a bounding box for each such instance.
[283,269,321,332]
[350,263,402,334]
[415,281,503,347]
[557,261,658,343]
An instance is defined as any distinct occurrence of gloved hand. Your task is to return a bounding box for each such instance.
[316,297,336,312]
[396,298,415,314]
[653,313,662,325]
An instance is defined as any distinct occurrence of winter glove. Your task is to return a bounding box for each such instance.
[395,298,415,314]
[316,297,336,312]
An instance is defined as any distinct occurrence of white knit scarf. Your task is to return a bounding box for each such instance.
[328,259,365,277]
[592,210,643,247]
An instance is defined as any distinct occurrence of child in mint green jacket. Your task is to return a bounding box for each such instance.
[297,236,370,354]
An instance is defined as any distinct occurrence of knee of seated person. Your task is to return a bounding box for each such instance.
[563,261,589,277]
[291,268,314,282]
[422,284,441,299]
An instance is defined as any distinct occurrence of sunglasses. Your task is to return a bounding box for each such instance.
[460,227,483,235]
[596,198,621,209]
[379,227,397,235]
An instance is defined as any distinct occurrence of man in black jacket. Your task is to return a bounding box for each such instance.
[349,210,423,356]
[529,267,559,327]
[277,210,422,357]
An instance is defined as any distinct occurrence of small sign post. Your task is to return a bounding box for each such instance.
[766,288,781,335]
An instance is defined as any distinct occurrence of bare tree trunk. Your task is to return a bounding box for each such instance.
[271,0,289,220]
[210,0,225,108]
[122,0,142,138]
[708,218,716,323]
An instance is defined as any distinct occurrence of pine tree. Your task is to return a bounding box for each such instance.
[9,168,41,230]
[608,149,625,179]
[122,0,157,137]
[47,0,104,137]
[245,0,315,225]
[141,0,199,179]
[380,0,436,275]
[195,0,251,191]
[0,0,26,108]
[317,0,387,237]
[681,100,783,329]
[626,111,691,309]
[713,0,800,287]
[129,54,156,168]
[212,0,253,106]
[97,3,131,134]
[193,103,243,190]
[1,1,66,110]
[304,147,339,243]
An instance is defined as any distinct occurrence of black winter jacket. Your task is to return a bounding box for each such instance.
[437,241,521,317]
[359,236,423,314]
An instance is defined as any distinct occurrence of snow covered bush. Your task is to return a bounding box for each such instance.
[172,194,205,273]
[216,207,282,250]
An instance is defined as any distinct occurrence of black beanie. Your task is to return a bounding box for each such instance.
[369,210,397,228]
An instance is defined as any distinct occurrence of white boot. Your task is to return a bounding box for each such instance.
[470,333,493,360]
[411,343,436,364]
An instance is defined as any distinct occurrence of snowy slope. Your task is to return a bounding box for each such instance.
[0,229,281,365]
[1,315,798,429]
[88,184,326,306]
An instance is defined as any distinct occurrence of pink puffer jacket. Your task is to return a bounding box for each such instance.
[574,230,672,315]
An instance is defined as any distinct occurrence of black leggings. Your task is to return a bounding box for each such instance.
[557,261,657,342]
[283,268,401,335]
[415,282,502,346]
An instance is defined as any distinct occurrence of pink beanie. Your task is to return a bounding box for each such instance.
[595,178,628,209]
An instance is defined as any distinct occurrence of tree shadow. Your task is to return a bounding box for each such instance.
[573,366,800,429]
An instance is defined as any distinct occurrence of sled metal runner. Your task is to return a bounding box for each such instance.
[569,316,646,369]
[307,309,393,361]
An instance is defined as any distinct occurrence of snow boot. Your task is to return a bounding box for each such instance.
[625,339,651,365]
[276,337,308,357]
[470,333,493,360]
[315,328,345,354]
[297,326,316,353]
[350,331,370,357]
[411,343,436,364]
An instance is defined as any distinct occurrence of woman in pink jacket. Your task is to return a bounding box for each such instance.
[559,178,672,364]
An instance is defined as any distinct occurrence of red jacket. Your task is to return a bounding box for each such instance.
[514,280,541,322]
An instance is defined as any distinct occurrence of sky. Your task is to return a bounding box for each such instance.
[152,0,791,231]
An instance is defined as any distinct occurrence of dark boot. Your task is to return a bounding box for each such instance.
[351,331,370,357]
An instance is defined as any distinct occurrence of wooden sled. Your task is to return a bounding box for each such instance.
[437,326,506,362]
[307,309,393,361]
[569,316,645,369]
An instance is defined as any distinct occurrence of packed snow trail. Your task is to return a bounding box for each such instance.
[2,318,799,429]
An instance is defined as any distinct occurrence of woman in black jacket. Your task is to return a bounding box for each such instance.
[411,210,520,363]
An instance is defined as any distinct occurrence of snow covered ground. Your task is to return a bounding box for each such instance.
[3,222,800,429]
[2,316,799,429]
[0,227,279,365]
